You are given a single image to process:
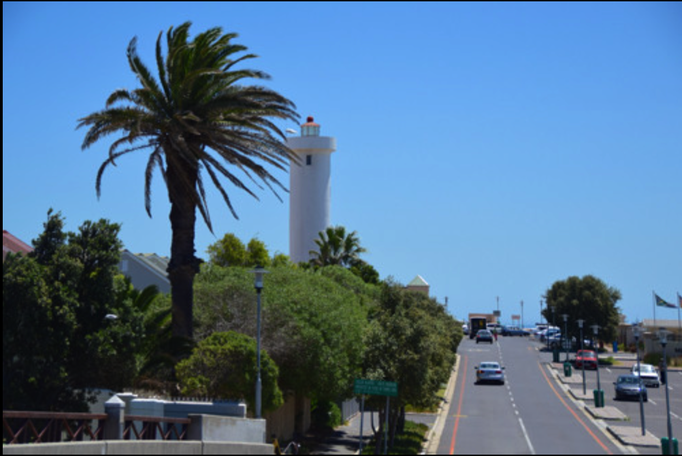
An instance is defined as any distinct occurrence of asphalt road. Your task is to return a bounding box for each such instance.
[437,336,627,454]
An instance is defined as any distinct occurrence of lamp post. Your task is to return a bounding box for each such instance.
[250,266,269,419]
[562,314,569,362]
[658,328,675,455]
[632,324,646,436]
[577,319,585,395]
[521,300,524,331]
[591,325,603,407]
[549,305,556,355]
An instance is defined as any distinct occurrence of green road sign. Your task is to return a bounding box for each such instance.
[354,379,398,397]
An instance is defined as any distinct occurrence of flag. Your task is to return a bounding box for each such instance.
[655,293,676,309]
[678,292,682,309]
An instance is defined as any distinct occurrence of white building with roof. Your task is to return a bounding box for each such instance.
[118,250,170,294]
[287,116,337,264]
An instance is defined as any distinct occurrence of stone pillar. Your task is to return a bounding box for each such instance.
[104,395,125,440]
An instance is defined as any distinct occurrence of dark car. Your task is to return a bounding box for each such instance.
[614,374,648,401]
[476,329,494,344]
[503,326,530,337]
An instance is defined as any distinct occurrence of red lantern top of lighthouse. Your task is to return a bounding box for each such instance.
[301,116,320,137]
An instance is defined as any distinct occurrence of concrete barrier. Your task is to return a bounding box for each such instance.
[188,414,266,444]
[2,441,272,455]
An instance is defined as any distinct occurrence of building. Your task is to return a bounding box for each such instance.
[287,116,337,264]
[3,230,33,260]
[406,275,430,295]
[118,250,171,294]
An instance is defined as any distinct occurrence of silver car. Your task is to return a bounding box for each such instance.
[631,363,660,388]
[475,361,505,385]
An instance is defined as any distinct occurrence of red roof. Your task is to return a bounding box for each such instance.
[3,230,33,260]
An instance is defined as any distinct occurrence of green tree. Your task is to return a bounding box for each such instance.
[3,211,145,411]
[176,331,283,414]
[78,22,299,341]
[193,265,371,403]
[309,226,366,268]
[363,282,459,451]
[207,233,247,267]
[542,275,621,344]
[246,238,271,268]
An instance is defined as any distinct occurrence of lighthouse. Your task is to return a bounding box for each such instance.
[287,116,337,264]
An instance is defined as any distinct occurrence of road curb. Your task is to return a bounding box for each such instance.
[422,354,460,454]
[607,425,661,448]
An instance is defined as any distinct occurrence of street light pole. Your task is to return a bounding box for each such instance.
[250,266,269,419]
[562,314,569,362]
[658,328,675,455]
[591,324,602,407]
[633,324,646,436]
[577,319,585,395]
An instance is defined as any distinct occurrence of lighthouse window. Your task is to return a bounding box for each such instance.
[306,155,312,166]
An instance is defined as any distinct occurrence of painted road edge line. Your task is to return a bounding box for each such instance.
[424,354,460,454]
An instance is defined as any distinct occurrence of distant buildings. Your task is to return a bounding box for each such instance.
[406,275,430,295]
[118,250,170,294]
[3,230,33,260]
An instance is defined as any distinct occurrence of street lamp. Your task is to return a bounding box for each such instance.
[632,324,646,436]
[250,266,269,419]
[590,325,603,407]
[658,328,675,455]
[577,319,585,395]
[521,300,524,330]
[562,314,569,362]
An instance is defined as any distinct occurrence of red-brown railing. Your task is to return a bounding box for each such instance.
[3,411,191,444]
[3,411,107,444]
[123,415,190,441]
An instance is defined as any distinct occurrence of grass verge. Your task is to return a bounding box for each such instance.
[361,420,429,455]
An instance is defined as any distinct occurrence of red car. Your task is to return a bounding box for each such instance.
[575,350,598,370]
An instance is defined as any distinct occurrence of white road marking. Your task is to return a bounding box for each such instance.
[649,400,657,406]
[518,418,536,454]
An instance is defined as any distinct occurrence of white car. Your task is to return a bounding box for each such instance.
[475,361,505,385]
[631,363,660,388]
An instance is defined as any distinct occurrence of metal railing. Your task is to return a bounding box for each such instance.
[3,411,190,444]
[3,411,107,444]
[123,415,190,441]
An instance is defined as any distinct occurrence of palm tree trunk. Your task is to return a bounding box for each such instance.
[166,159,201,341]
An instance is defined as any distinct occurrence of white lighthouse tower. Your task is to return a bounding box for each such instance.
[287,116,337,264]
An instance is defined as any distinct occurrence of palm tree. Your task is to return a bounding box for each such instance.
[78,22,299,340]
[309,226,366,268]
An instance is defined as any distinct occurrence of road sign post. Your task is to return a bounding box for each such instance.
[354,379,398,454]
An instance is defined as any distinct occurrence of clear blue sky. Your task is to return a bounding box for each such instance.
[4,2,681,325]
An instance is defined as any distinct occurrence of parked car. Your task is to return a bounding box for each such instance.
[614,374,648,401]
[541,328,561,343]
[503,326,530,336]
[476,329,494,344]
[487,323,502,334]
[631,363,661,388]
[547,333,563,349]
[575,350,598,370]
[475,361,505,384]
[462,324,469,336]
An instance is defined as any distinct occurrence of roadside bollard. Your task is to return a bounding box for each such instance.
[661,437,679,455]
[552,348,560,363]
[593,389,604,408]
[563,361,572,377]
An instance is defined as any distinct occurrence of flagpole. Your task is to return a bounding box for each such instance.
[678,293,681,339]
[677,293,682,341]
